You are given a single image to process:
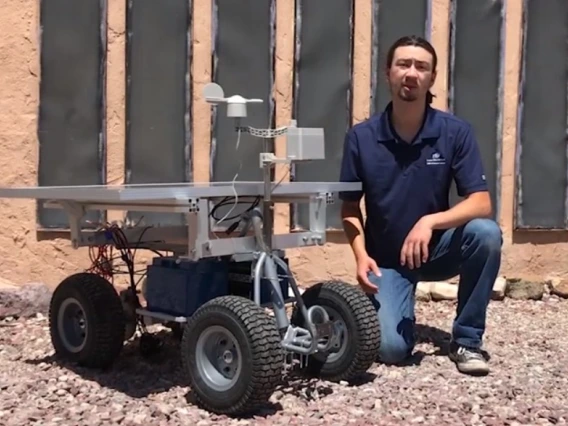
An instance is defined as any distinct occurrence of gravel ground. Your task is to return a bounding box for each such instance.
[1,295,568,426]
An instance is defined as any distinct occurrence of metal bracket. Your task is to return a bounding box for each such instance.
[59,201,86,248]
[309,193,327,236]
[188,198,199,213]
[259,153,291,168]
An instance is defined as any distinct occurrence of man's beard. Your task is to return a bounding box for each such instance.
[388,82,419,102]
[397,86,418,102]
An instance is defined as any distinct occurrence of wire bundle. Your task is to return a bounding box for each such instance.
[210,196,261,223]
[86,222,148,288]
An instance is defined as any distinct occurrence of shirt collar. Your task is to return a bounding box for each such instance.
[376,101,441,144]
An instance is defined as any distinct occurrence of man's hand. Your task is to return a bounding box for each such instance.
[356,256,380,294]
[341,200,379,294]
[400,216,434,269]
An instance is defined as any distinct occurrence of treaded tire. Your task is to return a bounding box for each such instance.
[181,295,284,416]
[49,272,126,369]
[291,280,380,382]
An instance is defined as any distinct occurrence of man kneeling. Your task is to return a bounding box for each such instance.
[339,35,502,376]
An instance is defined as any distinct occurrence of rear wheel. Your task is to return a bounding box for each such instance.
[291,281,380,382]
[49,273,126,369]
[181,296,284,415]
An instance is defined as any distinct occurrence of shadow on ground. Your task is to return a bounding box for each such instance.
[24,329,376,418]
[394,323,491,366]
[25,330,187,397]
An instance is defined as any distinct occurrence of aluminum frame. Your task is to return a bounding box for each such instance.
[0,181,359,256]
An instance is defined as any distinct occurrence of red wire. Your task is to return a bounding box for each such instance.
[86,223,125,283]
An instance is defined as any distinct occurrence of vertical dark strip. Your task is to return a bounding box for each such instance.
[37,0,107,229]
[448,0,504,218]
[514,0,528,229]
[370,0,429,116]
[289,0,302,230]
[446,0,459,209]
[125,0,192,226]
[290,0,354,230]
[425,0,433,41]
[209,4,275,177]
[447,0,456,114]
[209,0,275,229]
[515,0,568,228]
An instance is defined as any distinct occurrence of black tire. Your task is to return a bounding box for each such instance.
[181,295,284,416]
[48,272,126,369]
[291,280,380,382]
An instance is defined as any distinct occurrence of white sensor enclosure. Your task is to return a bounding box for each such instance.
[286,120,325,161]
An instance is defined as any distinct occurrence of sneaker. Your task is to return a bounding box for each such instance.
[449,343,489,376]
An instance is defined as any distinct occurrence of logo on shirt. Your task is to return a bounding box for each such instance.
[426,151,446,166]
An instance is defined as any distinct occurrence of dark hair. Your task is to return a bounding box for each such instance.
[386,35,437,104]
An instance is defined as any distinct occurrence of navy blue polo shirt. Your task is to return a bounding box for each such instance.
[339,102,488,267]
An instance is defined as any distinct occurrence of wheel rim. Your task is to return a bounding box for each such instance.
[313,306,348,363]
[57,297,88,353]
[195,325,242,392]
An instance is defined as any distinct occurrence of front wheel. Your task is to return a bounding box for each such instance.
[181,296,284,415]
[291,280,380,382]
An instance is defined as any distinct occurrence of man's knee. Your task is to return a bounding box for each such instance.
[378,316,415,364]
[463,218,503,254]
[379,337,413,364]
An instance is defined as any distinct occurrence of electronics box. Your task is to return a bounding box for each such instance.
[145,257,229,317]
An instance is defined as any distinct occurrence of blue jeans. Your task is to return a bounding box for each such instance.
[368,218,503,364]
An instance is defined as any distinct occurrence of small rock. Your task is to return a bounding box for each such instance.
[416,282,431,302]
[154,403,171,416]
[349,408,365,416]
[430,282,458,301]
[111,414,125,423]
[132,413,147,425]
[175,407,190,417]
[548,278,568,298]
[491,277,507,301]
[505,278,544,300]
[374,399,382,410]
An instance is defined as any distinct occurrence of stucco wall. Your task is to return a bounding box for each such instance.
[0,0,564,289]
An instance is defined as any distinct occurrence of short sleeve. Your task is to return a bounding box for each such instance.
[452,124,489,197]
[339,130,364,202]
